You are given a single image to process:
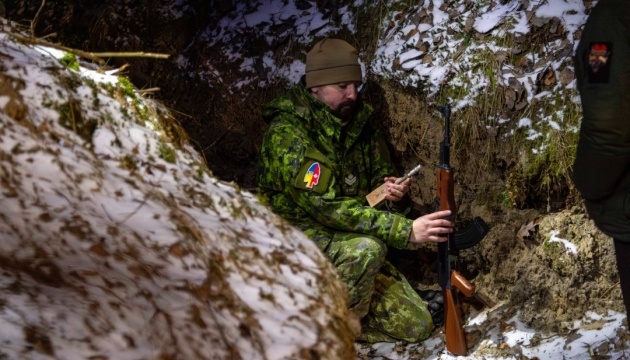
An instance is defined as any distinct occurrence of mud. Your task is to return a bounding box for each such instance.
[372,81,625,335]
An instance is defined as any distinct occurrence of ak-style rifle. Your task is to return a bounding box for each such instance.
[435,104,487,356]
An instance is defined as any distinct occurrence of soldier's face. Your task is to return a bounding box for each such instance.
[310,82,359,119]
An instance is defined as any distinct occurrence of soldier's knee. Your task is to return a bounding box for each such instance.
[355,235,387,264]
[359,304,434,343]
[326,233,387,270]
[406,315,434,342]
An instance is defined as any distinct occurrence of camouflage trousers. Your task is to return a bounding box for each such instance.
[322,232,434,343]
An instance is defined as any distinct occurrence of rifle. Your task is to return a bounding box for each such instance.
[454,217,489,250]
[435,103,477,356]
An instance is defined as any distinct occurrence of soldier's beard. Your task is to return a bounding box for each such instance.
[332,100,356,120]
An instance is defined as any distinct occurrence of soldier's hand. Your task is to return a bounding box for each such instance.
[408,210,453,244]
[383,176,410,202]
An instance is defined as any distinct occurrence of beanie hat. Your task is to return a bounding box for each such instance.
[305,38,362,89]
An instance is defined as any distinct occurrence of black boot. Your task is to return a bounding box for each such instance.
[417,290,444,327]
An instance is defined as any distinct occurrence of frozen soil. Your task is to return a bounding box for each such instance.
[405,207,623,329]
[375,81,626,338]
[358,202,630,358]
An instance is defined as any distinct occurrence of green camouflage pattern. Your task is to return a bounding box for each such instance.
[325,233,434,343]
[360,262,434,343]
[256,83,413,250]
[325,233,388,317]
[257,83,433,343]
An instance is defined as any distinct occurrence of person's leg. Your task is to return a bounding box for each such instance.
[358,261,434,343]
[613,239,630,315]
[324,233,433,342]
[324,233,388,318]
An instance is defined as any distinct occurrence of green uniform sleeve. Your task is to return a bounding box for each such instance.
[259,120,412,249]
[288,187,413,249]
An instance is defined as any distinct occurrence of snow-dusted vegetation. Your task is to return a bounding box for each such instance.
[2,0,630,359]
[0,22,356,359]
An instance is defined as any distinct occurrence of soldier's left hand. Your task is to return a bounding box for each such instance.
[383,177,410,202]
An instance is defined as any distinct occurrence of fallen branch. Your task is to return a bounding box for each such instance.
[91,52,170,60]
[136,87,161,94]
[6,33,170,65]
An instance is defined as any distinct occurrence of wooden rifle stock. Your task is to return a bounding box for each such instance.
[443,289,467,355]
[435,104,474,356]
[443,271,475,355]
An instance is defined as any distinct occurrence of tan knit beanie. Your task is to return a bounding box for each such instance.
[305,38,362,89]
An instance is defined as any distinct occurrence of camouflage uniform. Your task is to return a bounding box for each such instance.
[257,83,434,342]
[573,0,630,313]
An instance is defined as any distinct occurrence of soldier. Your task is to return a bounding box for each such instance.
[573,0,630,315]
[256,38,452,343]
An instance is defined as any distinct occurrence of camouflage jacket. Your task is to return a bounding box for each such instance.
[256,83,413,249]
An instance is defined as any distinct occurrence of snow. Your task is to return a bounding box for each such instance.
[503,310,626,359]
[0,19,351,359]
[358,303,628,359]
[473,1,521,34]
[548,230,578,255]
[2,0,629,359]
[194,0,589,167]
[536,1,588,37]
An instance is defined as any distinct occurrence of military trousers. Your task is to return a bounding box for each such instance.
[322,232,434,343]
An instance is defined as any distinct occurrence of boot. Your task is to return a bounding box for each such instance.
[417,289,444,327]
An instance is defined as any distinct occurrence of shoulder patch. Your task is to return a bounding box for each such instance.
[586,42,612,83]
[295,159,331,194]
[304,162,321,188]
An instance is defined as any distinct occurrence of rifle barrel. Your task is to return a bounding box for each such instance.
[438,104,451,167]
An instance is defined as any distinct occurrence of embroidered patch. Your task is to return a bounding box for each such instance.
[294,157,331,193]
[344,174,357,186]
[587,42,612,83]
[343,173,358,196]
[304,162,321,188]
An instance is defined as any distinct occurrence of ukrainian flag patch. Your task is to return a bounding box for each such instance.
[304,162,321,188]
[295,159,331,193]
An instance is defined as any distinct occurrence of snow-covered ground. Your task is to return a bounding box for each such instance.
[358,304,628,359]
[2,0,630,358]
[0,20,354,359]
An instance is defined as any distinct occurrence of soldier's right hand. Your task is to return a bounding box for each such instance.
[408,210,453,244]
